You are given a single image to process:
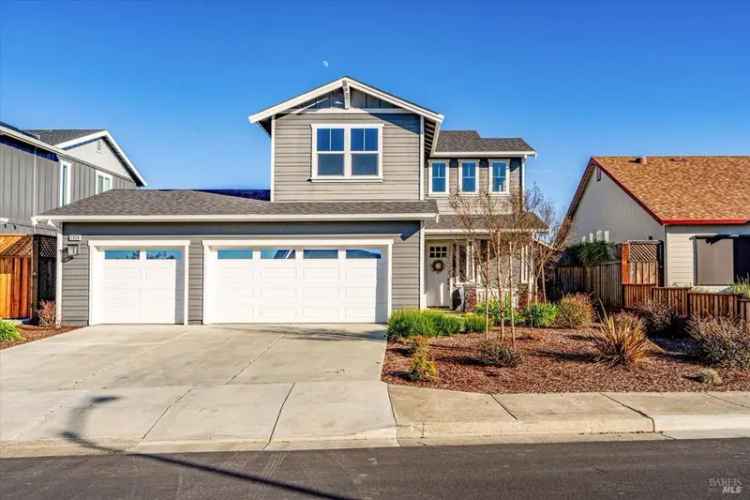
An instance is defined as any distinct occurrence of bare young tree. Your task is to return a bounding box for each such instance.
[523,185,569,302]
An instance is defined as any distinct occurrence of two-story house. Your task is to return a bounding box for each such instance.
[38,77,536,326]
[0,122,145,318]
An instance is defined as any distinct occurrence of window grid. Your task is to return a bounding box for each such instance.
[460,161,477,193]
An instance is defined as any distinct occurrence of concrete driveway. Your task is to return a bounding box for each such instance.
[0,324,396,455]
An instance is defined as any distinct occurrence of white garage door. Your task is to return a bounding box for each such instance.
[205,245,388,323]
[92,247,185,324]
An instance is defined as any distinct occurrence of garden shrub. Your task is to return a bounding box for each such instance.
[0,320,23,342]
[590,312,649,367]
[633,301,685,337]
[388,309,465,338]
[729,278,750,298]
[463,313,489,333]
[524,303,558,328]
[409,337,438,381]
[37,300,56,328]
[555,293,593,328]
[477,339,523,367]
[688,317,750,369]
[475,296,525,326]
[428,311,464,336]
[388,309,436,338]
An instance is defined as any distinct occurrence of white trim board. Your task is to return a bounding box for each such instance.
[248,77,444,124]
[55,130,147,187]
[35,213,439,223]
[432,151,536,158]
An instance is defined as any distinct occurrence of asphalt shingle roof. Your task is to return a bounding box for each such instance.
[41,189,438,217]
[591,156,750,224]
[25,129,104,146]
[435,130,534,153]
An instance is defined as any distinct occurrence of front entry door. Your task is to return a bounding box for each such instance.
[426,244,449,307]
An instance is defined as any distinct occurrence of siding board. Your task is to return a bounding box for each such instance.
[273,113,420,201]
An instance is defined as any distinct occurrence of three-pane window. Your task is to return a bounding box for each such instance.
[460,161,477,193]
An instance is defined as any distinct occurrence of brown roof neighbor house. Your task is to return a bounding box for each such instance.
[563,156,750,289]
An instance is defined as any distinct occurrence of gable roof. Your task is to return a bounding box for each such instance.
[434,130,535,156]
[565,156,750,227]
[25,128,146,187]
[25,129,105,146]
[248,76,444,124]
[36,189,438,222]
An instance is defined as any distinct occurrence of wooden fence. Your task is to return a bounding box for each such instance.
[555,262,623,307]
[0,256,32,319]
[624,284,750,322]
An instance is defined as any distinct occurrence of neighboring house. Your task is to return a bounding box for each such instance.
[563,156,750,290]
[0,122,145,318]
[38,76,537,326]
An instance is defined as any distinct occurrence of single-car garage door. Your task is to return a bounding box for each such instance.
[204,244,389,323]
[90,246,186,324]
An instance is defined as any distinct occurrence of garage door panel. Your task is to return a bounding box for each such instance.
[94,247,184,324]
[206,244,388,324]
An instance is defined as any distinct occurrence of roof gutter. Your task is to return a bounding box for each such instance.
[663,219,750,226]
[33,212,440,224]
[431,151,537,158]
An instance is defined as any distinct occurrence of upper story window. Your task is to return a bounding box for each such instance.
[311,123,383,180]
[429,160,448,195]
[489,160,509,194]
[315,127,345,176]
[96,171,113,194]
[459,160,478,194]
[59,161,72,206]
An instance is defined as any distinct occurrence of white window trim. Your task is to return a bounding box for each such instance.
[458,159,479,195]
[310,123,384,181]
[95,171,113,194]
[488,159,510,195]
[428,159,450,196]
[59,161,72,206]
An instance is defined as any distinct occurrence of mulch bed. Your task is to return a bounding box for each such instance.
[0,325,79,350]
[382,327,750,393]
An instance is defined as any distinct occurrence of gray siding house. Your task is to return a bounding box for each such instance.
[1,123,146,236]
[0,122,146,318]
[39,77,537,326]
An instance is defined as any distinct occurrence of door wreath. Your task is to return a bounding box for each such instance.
[431,259,445,272]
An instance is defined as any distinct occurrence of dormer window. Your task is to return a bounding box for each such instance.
[489,160,509,194]
[459,160,478,194]
[311,123,382,180]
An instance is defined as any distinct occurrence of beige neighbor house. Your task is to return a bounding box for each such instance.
[563,156,750,290]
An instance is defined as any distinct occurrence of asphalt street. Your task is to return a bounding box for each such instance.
[1,438,748,499]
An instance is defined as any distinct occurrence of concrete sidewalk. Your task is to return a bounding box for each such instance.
[390,386,750,440]
[2,386,749,457]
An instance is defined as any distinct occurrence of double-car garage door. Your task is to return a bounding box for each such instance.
[204,245,388,323]
[89,241,389,325]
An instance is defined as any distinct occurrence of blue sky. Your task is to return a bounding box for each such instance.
[1,0,748,212]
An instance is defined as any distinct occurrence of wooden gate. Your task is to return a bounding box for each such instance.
[0,256,32,318]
